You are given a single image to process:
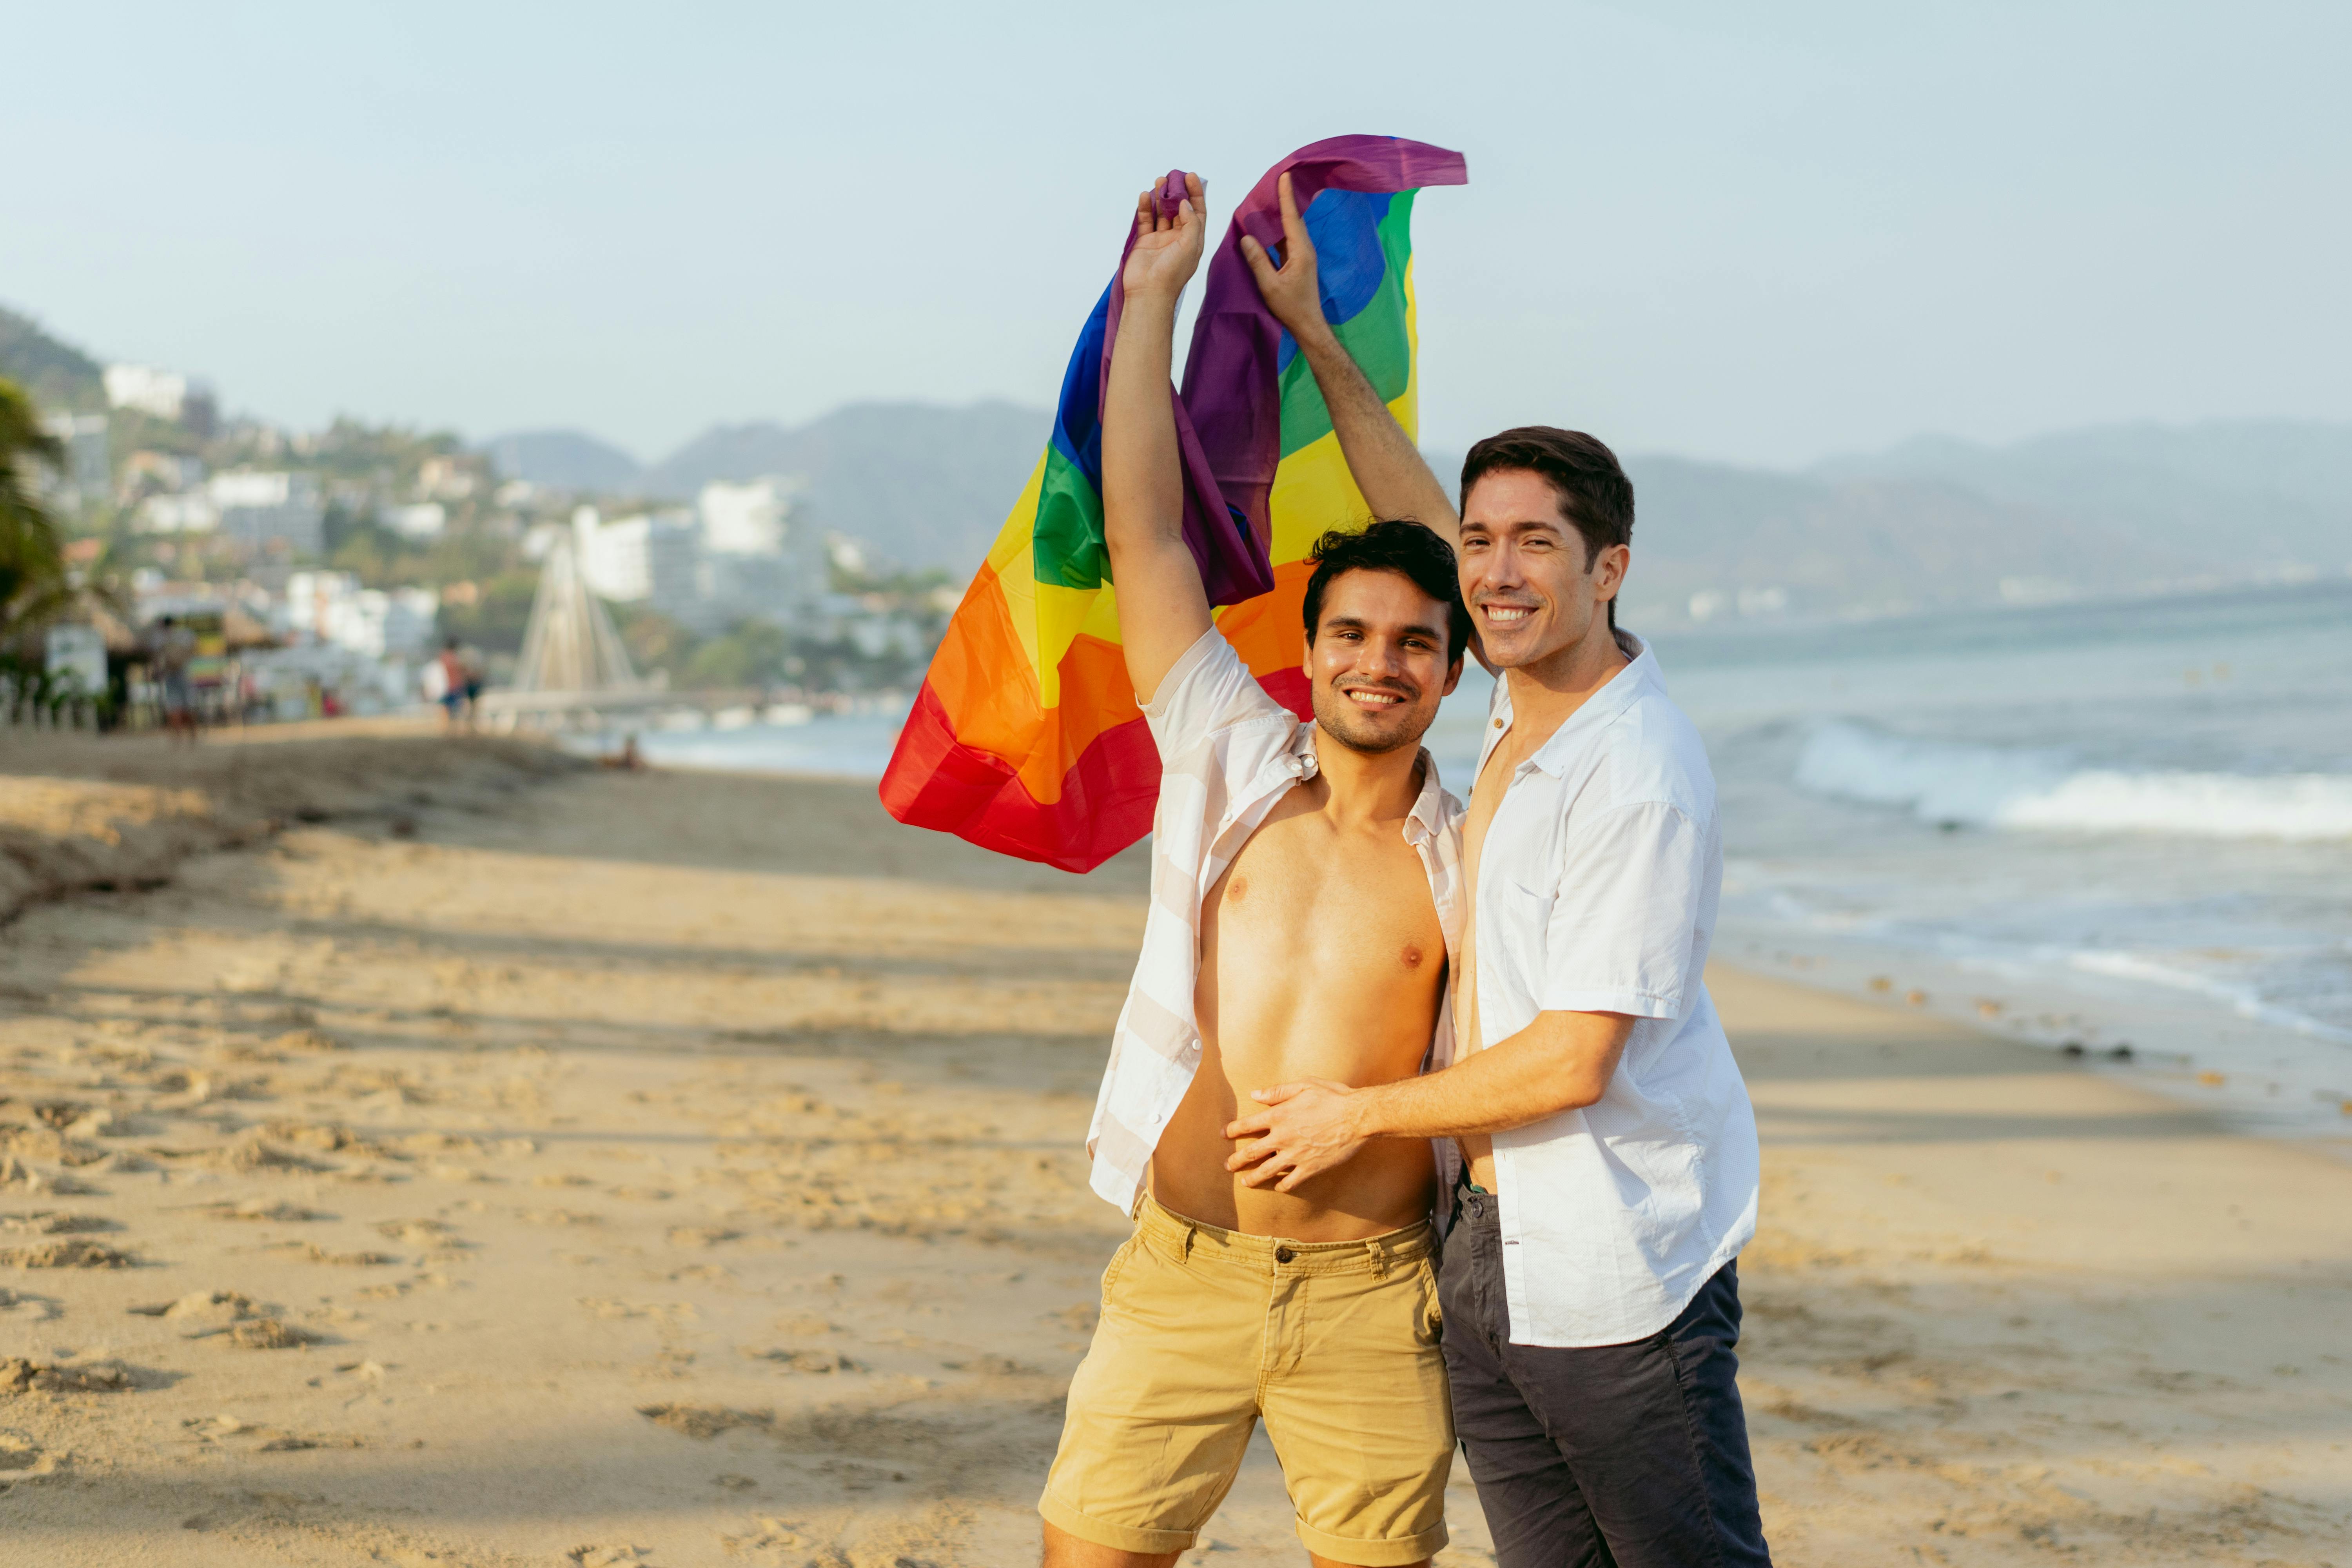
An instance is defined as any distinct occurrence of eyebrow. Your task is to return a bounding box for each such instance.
[1325,614,1446,641]
[1462,515,1569,537]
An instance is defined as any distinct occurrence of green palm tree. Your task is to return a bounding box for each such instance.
[0,376,69,640]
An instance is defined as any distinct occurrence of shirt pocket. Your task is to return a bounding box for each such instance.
[1488,878,1557,1016]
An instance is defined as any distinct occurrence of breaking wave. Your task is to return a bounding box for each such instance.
[1794,721,2352,841]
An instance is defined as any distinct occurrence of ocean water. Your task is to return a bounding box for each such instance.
[618,581,2352,1140]
[595,701,916,780]
[1642,580,2352,1140]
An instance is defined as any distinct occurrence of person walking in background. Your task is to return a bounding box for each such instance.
[1227,177,1771,1568]
[434,638,470,732]
[459,643,485,726]
[150,615,198,744]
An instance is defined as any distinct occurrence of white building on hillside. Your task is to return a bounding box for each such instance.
[573,506,699,608]
[137,492,221,534]
[104,364,217,433]
[693,475,828,633]
[381,501,447,541]
[700,476,801,555]
[281,570,439,659]
[104,364,192,420]
[209,470,325,555]
[562,482,831,638]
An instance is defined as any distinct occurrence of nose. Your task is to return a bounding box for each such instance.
[1479,537,1526,591]
[1360,635,1414,677]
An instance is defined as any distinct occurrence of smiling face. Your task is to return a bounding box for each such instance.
[1303,567,1464,757]
[1458,468,1628,673]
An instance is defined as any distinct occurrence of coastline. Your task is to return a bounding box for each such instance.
[0,739,2343,1563]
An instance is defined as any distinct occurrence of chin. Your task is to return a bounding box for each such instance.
[1314,706,1428,757]
[1485,626,1557,668]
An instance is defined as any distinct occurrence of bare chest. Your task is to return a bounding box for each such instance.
[1201,809,1441,972]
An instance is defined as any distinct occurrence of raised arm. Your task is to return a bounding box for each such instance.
[1241,172,1460,549]
[1102,173,1215,704]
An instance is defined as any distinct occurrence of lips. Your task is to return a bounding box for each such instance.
[1338,685,1411,708]
[1480,604,1536,625]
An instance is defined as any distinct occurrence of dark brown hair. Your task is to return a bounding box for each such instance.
[1300,520,1472,662]
[1460,426,1635,628]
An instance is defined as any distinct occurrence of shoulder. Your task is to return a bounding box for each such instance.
[1143,628,1286,726]
[1589,688,1715,822]
[1142,627,1301,776]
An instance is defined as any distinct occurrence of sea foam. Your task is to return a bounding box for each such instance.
[1794,720,2352,841]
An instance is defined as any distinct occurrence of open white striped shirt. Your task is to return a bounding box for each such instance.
[1084,626,1466,1214]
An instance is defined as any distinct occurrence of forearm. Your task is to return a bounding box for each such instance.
[1351,1012,1631,1141]
[1102,292,1184,555]
[1293,322,1459,546]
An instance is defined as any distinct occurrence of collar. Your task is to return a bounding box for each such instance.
[1488,631,1662,780]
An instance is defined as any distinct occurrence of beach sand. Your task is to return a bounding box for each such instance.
[0,730,2345,1566]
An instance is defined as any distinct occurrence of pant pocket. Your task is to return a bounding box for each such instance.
[1098,1233,1141,1314]
[1414,1255,1443,1346]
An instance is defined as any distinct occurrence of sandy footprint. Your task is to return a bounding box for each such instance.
[0,1237,133,1268]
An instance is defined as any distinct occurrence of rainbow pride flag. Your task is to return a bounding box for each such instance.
[880,136,1467,872]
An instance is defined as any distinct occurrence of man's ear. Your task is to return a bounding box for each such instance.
[1593,543,1630,601]
[1442,653,1465,699]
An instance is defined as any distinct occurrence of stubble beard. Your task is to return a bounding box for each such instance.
[1311,682,1430,758]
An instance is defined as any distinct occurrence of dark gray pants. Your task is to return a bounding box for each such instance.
[1440,1192,1771,1567]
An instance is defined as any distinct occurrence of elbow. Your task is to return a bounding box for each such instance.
[1550,1076,1609,1117]
[1537,1054,1618,1119]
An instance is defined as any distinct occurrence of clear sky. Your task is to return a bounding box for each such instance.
[7,2,2345,467]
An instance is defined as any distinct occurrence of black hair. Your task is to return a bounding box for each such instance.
[1300,520,1471,662]
[1460,426,1635,628]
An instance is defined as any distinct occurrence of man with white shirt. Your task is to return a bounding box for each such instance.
[1038,173,1472,1568]
[1229,186,1770,1566]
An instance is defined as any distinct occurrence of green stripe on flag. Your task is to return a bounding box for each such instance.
[1030,444,1109,590]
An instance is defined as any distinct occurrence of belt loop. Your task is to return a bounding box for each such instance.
[1182,1224,1196,1263]
[1365,1238,1388,1279]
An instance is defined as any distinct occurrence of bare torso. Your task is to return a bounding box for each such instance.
[1150,775,1446,1240]
[1456,720,1541,1191]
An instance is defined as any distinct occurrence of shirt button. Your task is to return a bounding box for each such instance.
[1274,1247,1295,1264]
[1492,718,1504,728]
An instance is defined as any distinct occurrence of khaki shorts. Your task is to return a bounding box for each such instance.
[1040,1195,1451,1565]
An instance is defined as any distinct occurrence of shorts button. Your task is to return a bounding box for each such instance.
[1274,1247,1295,1264]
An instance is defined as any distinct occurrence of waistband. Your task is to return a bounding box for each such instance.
[1136,1192,1433,1278]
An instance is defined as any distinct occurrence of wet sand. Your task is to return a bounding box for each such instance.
[0,731,2346,1565]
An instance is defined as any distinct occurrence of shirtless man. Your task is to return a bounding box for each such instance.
[1037,174,1470,1568]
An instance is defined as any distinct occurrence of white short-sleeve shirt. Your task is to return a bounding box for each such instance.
[1438,634,1760,1348]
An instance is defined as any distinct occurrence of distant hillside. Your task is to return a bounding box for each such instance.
[1617,457,2195,623]
[1398,445,2197,624]
[481,428,644,491]
[1815,421,2352,569]
[640,401,1049,569]
[0,304,105,412]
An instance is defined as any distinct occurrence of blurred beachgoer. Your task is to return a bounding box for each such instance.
[1222,176,1771,1568]
[459,644,485,724]
[435,639,469,732]
[1038,175,1469,1568]
[151,615,198,744]
[597,733,643,770]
